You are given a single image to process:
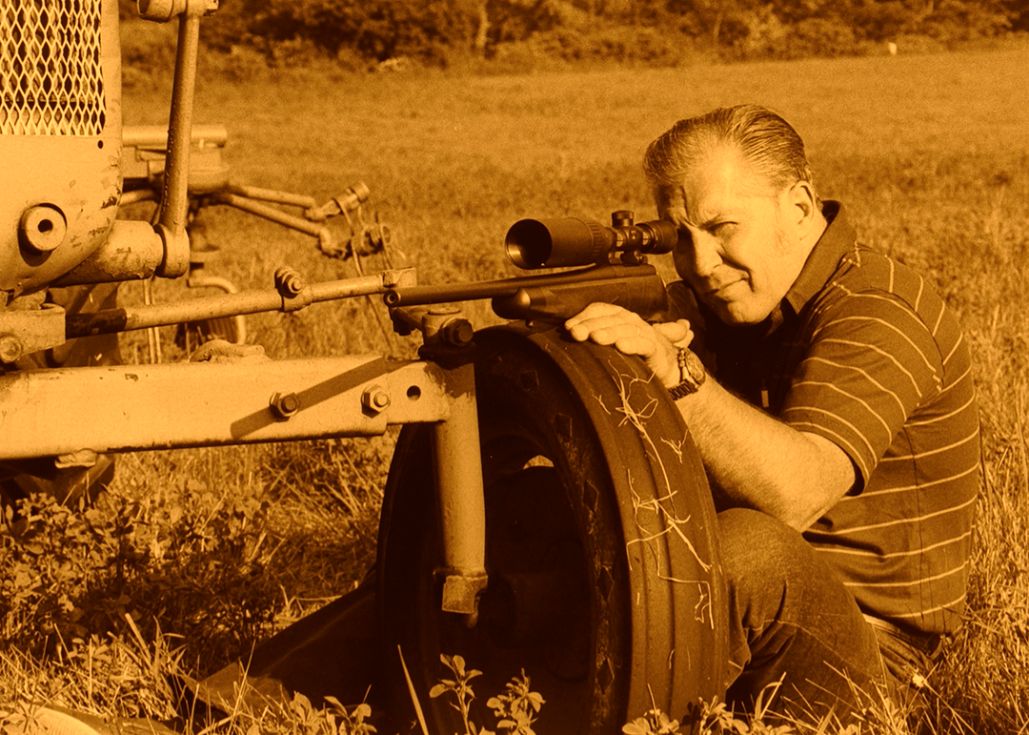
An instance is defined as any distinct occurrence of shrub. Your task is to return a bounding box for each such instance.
[779,17,862,59]
[0,486,280,671]
[493,24,695,68]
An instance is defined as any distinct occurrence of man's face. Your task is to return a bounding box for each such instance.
[665,145,806,325]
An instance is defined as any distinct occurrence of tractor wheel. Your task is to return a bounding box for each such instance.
[377,325,728,734]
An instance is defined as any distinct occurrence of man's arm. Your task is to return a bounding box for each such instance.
[565,302,855,531]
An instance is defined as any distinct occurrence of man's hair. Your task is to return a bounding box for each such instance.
[643,104,815,214]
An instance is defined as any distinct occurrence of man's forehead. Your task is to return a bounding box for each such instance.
[669,144,775,225]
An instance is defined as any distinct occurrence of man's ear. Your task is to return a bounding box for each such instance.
[780,179,821,238]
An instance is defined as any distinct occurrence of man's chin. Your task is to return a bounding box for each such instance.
[706,299,769,326]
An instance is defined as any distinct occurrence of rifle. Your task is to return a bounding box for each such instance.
[65,211,677,339]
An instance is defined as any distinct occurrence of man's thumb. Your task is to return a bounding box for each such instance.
[653,319,693,347]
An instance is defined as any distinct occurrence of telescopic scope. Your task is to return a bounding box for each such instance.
[505,210,678,269]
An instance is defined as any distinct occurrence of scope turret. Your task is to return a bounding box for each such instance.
[505,211,677,270]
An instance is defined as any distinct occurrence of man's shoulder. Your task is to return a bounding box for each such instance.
[812,246,946,330]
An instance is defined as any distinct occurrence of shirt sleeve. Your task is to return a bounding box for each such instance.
[781,289,943,489]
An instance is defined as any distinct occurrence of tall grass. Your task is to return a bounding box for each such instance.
[3,47,1027,732]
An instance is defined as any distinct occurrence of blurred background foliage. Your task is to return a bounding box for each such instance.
[118,0,1029,71]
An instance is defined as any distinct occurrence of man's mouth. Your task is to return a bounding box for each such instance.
[705,279,744,297]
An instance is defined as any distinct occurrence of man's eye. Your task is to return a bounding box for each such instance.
[676,229,694,248]
[711,222,736,237]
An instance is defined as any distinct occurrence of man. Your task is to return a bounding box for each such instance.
[566,105,978,721]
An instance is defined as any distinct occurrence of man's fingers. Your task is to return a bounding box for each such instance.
[563,303,683,386]
[564,302,631,338]
[566,303,643,343]
[613,335,658,357]
[576,323,655,355]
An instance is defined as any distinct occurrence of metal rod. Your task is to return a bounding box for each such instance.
[158,12,202,238]
[122,124,227,149]
[214,192,326,238]
[65,269,416,338]
[119,189,158,206]
[227,184,318,209]
[433,360,488,619]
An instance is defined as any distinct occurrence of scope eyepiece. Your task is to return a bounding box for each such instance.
[505,213,678,270]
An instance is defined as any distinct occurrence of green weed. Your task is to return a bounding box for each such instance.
[428,654,544,735]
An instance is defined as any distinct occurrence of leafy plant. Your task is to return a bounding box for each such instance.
[485,669,544,735]
[429,654,544,735]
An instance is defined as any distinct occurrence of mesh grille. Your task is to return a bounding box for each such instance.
[0,0,106,136]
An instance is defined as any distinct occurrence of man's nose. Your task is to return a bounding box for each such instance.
[687,232,722,278]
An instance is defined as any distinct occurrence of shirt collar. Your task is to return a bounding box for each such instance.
[783,200,855,316]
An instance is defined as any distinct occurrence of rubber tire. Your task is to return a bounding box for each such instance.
[377,325,727,733]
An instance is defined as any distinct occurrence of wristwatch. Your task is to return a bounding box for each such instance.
[667,347,706,400]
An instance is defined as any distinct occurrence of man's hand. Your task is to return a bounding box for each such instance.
[565,303,855,530]
[565,303,694,388]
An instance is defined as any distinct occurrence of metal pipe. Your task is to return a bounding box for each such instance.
[185,273,247,344]
[159,11,200,236]
[65,268,417,337]
[118,189,158,206]
[226,184,318,210]
[213,192,328,238]
[154,9,203,277]
[52,221,166,286]
[122,124,227,149]
[432,359,488,619]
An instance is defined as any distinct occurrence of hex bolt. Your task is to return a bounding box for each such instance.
[274,266,306,297]
[269,391,301,420]
[361,385,391,414]
[0,335,23,363]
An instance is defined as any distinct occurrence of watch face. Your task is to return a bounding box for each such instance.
[684,350,706,384]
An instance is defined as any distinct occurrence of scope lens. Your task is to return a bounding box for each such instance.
[505,219,554,269]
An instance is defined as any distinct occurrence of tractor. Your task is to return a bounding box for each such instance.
[0,1,727,731]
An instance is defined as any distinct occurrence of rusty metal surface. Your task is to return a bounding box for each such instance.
[0,303,66,362]
[0,357,449,459]
[0,0,122,297]
[53,221,166,286]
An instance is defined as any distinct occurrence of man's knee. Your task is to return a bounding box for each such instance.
[718,507,812,596]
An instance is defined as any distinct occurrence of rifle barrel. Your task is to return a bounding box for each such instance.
[384,264,647,307]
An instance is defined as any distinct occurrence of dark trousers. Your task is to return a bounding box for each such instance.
[719,508,933,723]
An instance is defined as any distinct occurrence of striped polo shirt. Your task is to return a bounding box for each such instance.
[668,201,979,639]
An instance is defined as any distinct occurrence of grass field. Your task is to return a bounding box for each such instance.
[2,45,1028,733]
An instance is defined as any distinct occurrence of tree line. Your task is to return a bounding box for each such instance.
[121,0,1029,68]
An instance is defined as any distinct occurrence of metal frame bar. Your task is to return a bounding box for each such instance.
[0,357,449,459]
